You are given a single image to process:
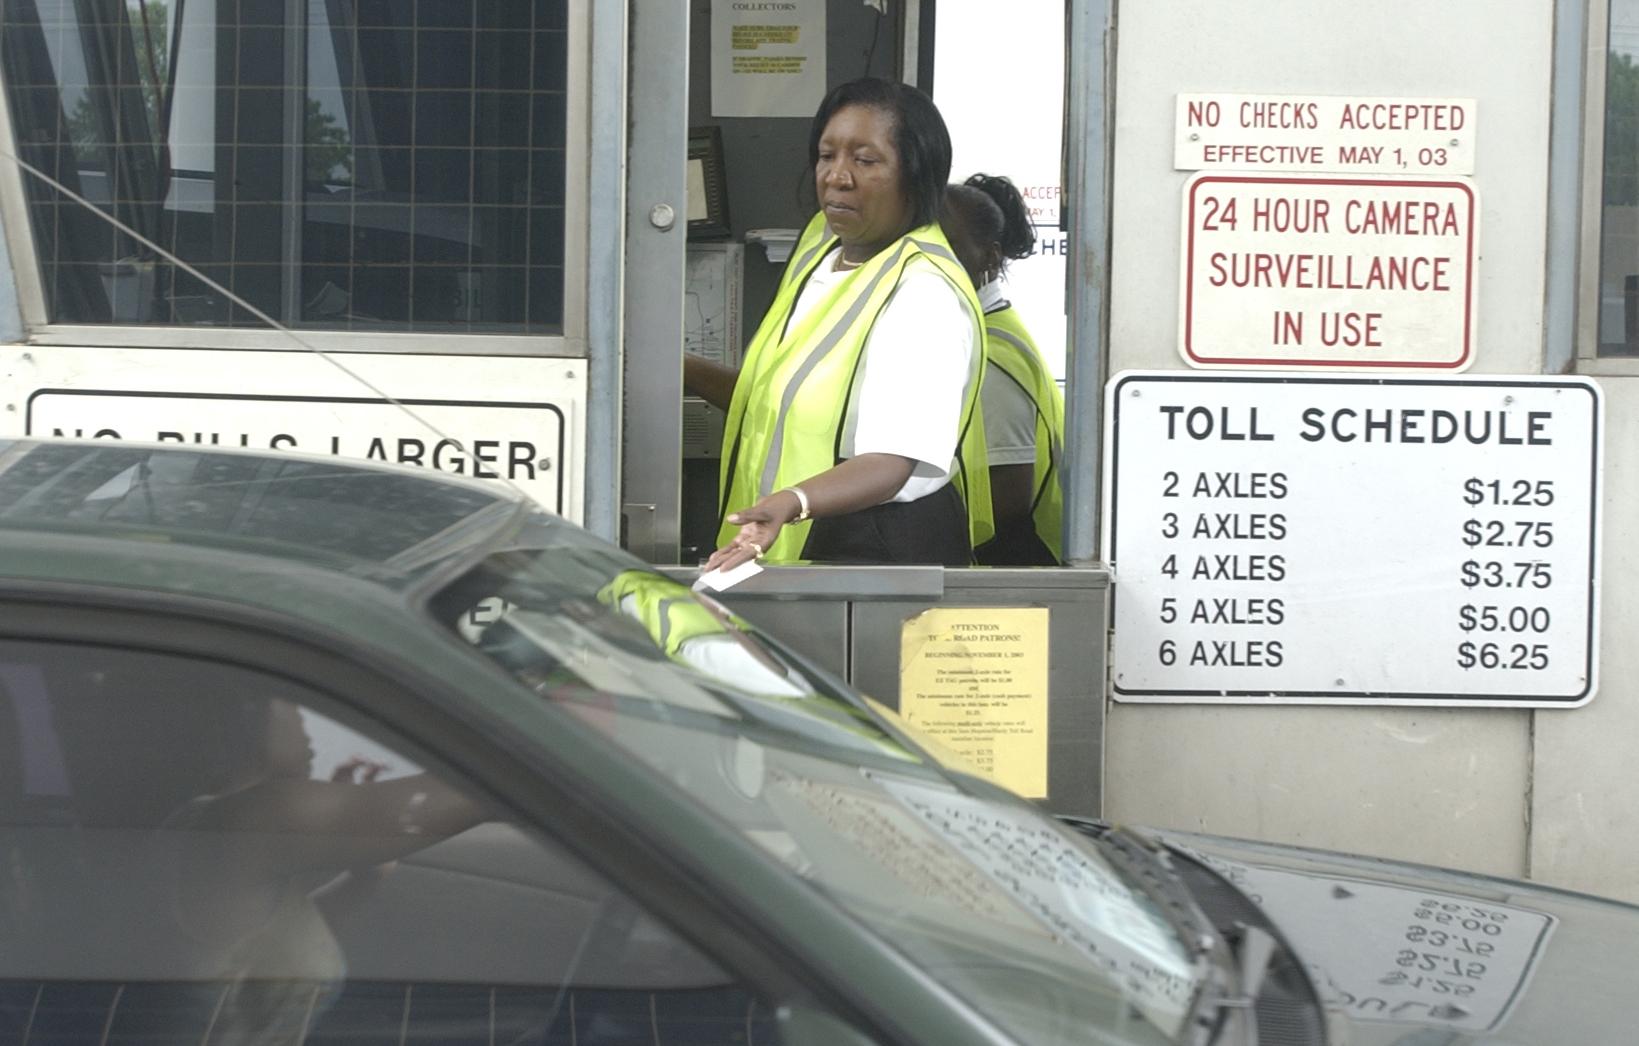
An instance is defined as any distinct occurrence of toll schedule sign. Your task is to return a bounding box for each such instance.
[1102,373,1602,706]
[1181,174,1477,370]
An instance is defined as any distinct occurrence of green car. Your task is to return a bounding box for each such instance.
[0,441,1631,1046]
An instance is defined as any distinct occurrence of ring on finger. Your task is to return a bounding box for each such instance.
[747,541,765,557]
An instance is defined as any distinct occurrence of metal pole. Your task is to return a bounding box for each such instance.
[901,0,923,88]
[1063,0,1113,565]
[281,0,306,328]
[0,211,20,342]
[583,0,629,543]
[619,2,689,563]
[1542,0,1588,374]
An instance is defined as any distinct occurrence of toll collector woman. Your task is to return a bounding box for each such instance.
[688,78,991,572]
[943,174,1066,565]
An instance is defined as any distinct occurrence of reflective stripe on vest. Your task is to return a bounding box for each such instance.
[784,215,837,288]
[596,573,921,757]
[718,220,991,561]
[598,570,748,659]
[985,306,1065,562]
[719,214,835,522]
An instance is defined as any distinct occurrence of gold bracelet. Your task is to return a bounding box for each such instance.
[782,485,811,521]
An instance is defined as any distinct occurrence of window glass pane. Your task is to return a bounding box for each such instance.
[432,545,1200,1046]
[0,0,568,333]
[0,639,785,1042]
[1603,0,1639,354]
[431,544,927,763]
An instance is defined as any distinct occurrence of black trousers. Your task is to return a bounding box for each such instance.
[975,521,1058,566]
[801,482,972,566]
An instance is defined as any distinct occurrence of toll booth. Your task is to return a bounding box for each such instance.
[0,1,1116,817]
[628,3,1114,817]
[12,0,1639,899]
[630,4,1104,569]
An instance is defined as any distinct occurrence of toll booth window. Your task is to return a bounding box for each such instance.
[0,0,568,333]
[1604,0,1639,355]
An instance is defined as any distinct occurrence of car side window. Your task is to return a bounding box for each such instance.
[0,639,791,1045]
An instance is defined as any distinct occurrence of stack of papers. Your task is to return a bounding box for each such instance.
[745,228,799,264]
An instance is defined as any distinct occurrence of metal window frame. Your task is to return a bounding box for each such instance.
[900,0,924,88]
[1576,0,1613,370]
[615,1,683,562]
[1064,0,1113,565]
[1566,0,1639,377]
[0,0,592,360]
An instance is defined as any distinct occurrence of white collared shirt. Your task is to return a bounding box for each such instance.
[788,248,977,502]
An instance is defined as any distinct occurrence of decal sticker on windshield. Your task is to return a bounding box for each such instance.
[875,773,1199,1034]
[1190,851,1554,1032]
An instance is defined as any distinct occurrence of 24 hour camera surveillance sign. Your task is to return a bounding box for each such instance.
[1101,373,1602,706]
[1180,173,1477,370]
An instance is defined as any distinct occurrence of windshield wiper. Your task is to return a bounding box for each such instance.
[1196,923,1280,1046]
[1057,817,1306,1046]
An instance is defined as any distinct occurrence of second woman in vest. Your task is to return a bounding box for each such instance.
[690,78,991,572]
[943,174,1067,565]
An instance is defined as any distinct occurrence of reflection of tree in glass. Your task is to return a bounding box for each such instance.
[61,2,168,164]
[123,0,352,184]
[64,94,103,167]
[306,98,354,185]
[130,0,168,133]
[1607,51,1639,205]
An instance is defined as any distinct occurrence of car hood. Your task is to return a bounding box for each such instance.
[1151,829,1638,1045]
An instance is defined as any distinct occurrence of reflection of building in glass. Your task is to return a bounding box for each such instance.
[0,0,568,332]
[1602,2,1639,353]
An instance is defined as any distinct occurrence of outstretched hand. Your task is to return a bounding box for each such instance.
[704,492,798,572]
[330,756,387,784]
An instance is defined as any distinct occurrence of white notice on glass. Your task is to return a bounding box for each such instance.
[875,773,1199,1035]
[711,0,826,118]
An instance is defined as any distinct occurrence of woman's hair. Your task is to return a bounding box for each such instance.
[944,173,1036,284]
[942,184,1001,286]
[808,77,952,229]
[964,173,1036,261]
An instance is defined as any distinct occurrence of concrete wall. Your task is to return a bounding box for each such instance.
[1530,377,1639,898]
[1101,0,1575,883]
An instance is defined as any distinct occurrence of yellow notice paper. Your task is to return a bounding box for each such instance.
[899,608,1050,797]
[710,0,826,118]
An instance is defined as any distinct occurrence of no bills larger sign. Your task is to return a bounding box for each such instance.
[0,346,586,521]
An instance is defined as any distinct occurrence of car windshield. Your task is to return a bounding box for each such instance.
[431,533,1208,1046]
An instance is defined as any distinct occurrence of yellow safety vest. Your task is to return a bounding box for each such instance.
[718,215,993,561]
[985,306,1065,562]
[597,571,919,758]
[598,570,749,659]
